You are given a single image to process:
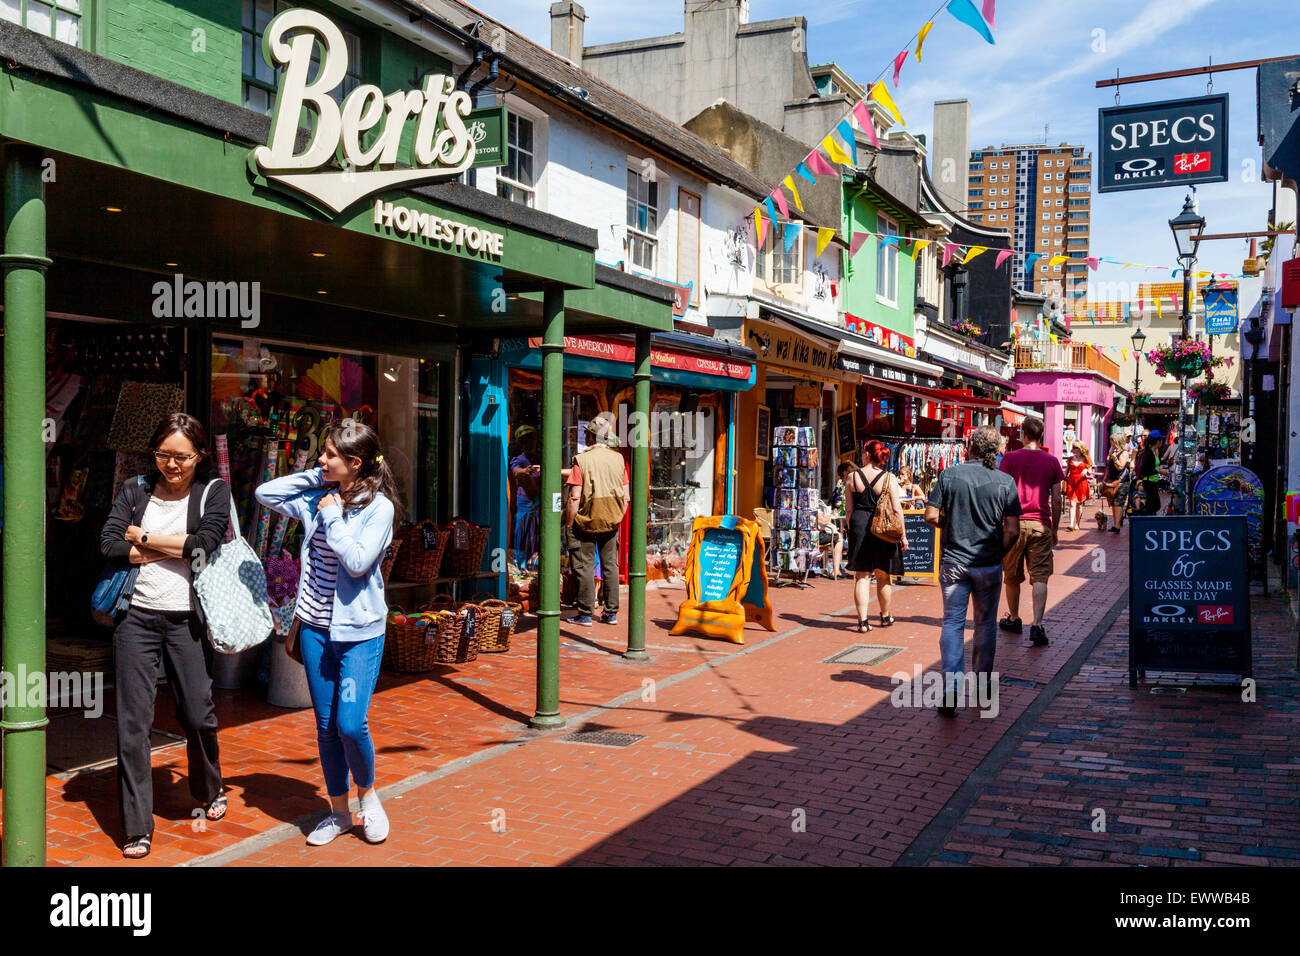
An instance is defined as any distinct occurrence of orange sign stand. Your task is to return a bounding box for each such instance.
[670,516,775,644]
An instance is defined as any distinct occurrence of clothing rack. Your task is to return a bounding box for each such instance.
[867,436,967,486]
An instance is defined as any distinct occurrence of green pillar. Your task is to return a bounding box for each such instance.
[531,287,565,729]
[624,330,651,661]
[1,146,50,867]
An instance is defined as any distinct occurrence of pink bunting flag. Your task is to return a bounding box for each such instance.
[941,242,957,267]
[983,0,996,30]
[1086,257,1099,271]
[806,149,836,177]
[994,249,1013,268]
[852,100,879,149]
[849,232,869,258]
[892,49,908,87]
[771,187,789,219]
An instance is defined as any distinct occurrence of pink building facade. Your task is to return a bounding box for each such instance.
[1011,371,1116,462]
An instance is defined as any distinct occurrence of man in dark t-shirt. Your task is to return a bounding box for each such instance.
[925,427,1022,716]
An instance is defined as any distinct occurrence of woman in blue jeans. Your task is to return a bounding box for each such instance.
[256,420,399,846]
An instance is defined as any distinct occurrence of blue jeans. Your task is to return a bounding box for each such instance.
[298,624,385,797]
[938,562,1003,686]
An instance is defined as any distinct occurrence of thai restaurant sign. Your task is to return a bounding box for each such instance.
[250,9,505,213]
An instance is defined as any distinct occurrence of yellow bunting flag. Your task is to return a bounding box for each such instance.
[867,80,906,126]
[1156,297,1163,318]
[915,21,934,61]
[1121,349,1128,361]
[909,238,932,260]
[822,134,852,166]
[1049,333,1058,344]
[782,175,805,213]
[963,246,987,263]
[1048,255,1068,266]
[815,227,835,258]
[754,207,765,249]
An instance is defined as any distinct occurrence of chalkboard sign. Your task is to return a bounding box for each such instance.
[1128,515,1252,686]
[835,410,856,460]
[900,510,939,579]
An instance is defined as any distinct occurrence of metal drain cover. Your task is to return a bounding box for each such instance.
[560,730,646,748]
[821,644,905,667]
[1149,686,1187,696]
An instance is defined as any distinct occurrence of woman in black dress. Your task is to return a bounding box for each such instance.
[845,439,908,631]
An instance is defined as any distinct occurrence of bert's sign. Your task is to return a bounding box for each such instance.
[251,9,500,213]
[1098,94,1228,193]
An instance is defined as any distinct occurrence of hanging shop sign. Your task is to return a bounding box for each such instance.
[670,516,774,644]
[1098,94,1228,193]
[250,9,505,214]
[1202,285,1239,335]
[836,353,939,389]
[1127,515,1252,686]
[517,335,751,381]
[792,385,821,408]
[745,318,848,379]
[845,313,918,358]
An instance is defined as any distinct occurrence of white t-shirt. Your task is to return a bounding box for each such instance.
[131,493,192,612]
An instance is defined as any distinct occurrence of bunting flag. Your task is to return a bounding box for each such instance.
[783,220,801,254]
[1121,349,1128,361]
[822,133,852,166]
[762,196,780,228]
[851,100,880,149]
[771,187,789,219]
[1049,333,1058,344]
[994,249,1013,268]
[915,20,935,60]
[849,232,869,258]
[754,207,766,249]
[1025,253,1044,273]
[1122,303,1131,321]
[835,119,859,165]
[880,235,901,248]
[947,0,996,44]
[1086,257,1099,271]
[983,0,997,29]
[867,80,906,126]
[1169,293,1179,312]
[1048,254,1068,266]
[892,49,909,87]
[806,149,836,177]
[815,227,835,258]
[794,161,816,185]
[1138,299,1144,315]
[941,242,958,267]
[909,239,932,260]
[963,245,987,263]
[782,175,805,213]
[1156,297,1163,318]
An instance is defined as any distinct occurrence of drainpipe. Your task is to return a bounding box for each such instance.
[726,392,736,514]
[531,288,566,728]
[466,55,500,99]
[1,146,50,867]
[624,331,651,661]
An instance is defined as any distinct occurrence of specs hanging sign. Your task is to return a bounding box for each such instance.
[250,9,504,214]
[1097,94,1229,193]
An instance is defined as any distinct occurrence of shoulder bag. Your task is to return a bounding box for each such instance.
[91,476,149,627]
[867,470,904,544]
[192,479,274,655]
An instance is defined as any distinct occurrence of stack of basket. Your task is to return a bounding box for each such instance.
[470,593,523,653]
[390,520,450,583]
[382,598,481,672]
[440,518,491,577]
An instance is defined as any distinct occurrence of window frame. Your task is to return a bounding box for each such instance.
[626,160,661,273]
[1,0,86,46]
[496,110,538,209]
[755,218,804,294]
[241,0,364,115]
[875,212,899,307]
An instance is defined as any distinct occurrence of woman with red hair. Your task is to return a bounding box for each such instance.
[844,439,908,631]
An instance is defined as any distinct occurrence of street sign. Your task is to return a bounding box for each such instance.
[1098,94,1229,193]
[1203,286,1239,334]
[1128,515,1252,686]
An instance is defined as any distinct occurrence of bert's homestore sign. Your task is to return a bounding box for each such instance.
[1097,94,1228,193]
[251,9,500,213]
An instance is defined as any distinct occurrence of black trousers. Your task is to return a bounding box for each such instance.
[113,605,223,838]
[571,528,620,616]
[1141,482,1164,515]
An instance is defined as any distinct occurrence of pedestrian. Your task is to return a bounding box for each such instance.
[508,425,541,569]
[1101,434,1131,533]
[564,413,630,626]
[99,412,231,860]
[828,460,853,516]
[1064,441,1092,532]
[1161,422,1181,513]
[1134,429,1167,515]
[924,427,1021,716]
[896,464,927,508]
[844,439,908,632]
[997,416,1064,647]
[255,420,399,847]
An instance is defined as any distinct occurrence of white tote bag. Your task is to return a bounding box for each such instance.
[193,480,274,654]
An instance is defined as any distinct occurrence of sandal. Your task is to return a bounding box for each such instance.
[879,615,895,627]
[122,834,152,860]
[857,619,873,633]
[205,792,228,822]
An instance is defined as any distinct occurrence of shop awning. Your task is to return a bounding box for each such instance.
[757,306,945,387]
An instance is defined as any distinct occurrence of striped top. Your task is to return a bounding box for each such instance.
[295,522,339,628]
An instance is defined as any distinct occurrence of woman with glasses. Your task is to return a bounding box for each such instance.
[99,412,232,859]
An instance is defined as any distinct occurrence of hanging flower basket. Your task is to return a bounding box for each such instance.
[1188,379,1232,403]
[1134,390,1152,406]
[952,318,983,338]
[1145,339,1221,379]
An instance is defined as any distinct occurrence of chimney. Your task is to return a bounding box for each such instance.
[550,2,586,66]
[931,99,971,215]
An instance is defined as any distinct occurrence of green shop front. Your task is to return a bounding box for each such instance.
[0,25,670,865]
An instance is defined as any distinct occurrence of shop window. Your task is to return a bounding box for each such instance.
[645,400,715,552]
[626,165,659,272]
[876,213,899,306]
[497,113,536,208]
[1,0,82,45]
[242,0,364,115]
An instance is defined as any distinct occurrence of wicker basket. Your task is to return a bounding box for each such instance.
[440,519,491,577]
[392,521,450,583]
[424,598,480,664]
[380,537,402,584]
[383,606,441,673]
[473,595,521,653]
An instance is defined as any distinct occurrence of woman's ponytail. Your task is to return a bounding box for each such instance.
[325,420,404,523]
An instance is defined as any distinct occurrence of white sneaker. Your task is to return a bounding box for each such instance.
[358,801,390,843]
[306,811,353,846]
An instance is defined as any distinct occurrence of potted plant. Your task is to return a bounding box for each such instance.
[1188,378,1232,403]
[952,318,983,339]
[1145,339,1222,379]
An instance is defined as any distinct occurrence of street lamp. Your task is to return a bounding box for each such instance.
[1167,192,1205,514]
[1130,326,1146,445]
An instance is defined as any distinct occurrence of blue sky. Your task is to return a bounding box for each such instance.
[468,0,1293,301]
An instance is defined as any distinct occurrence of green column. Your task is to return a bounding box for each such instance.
[531,287,566,729]
[624,331,651,661]
[1,146,50,868]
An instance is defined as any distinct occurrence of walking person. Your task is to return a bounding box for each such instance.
[564,413,629,626]
[844,439,908,632]
[924,427,1021,716]
[998,417,1063,647]
[1101,434,1131,533]
[100,413,231,859]
[1135,429,1167,516]
[255,420,399,847]
[1063,441,1093,532]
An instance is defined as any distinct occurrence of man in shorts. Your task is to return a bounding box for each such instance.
[998,417,1063,647]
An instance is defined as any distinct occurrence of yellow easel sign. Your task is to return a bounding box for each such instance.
[670,516,775,644]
